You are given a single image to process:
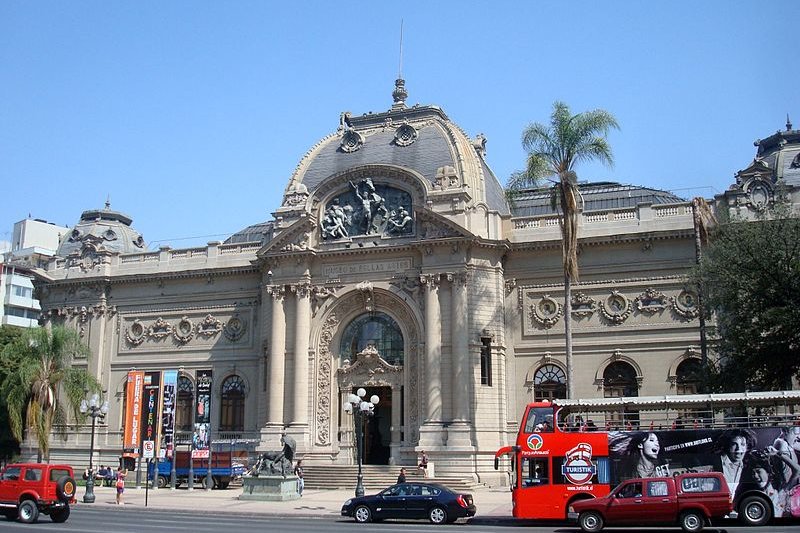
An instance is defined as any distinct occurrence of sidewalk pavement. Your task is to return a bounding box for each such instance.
[77,483,514,520]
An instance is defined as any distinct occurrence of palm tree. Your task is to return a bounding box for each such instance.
[508,101,619,398]
[0,325,99,461]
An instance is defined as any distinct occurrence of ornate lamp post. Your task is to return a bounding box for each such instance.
[343,388,379,497]
[79,391,109,504]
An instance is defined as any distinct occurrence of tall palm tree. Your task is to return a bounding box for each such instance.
[0,325,99,461]
[508,101,618,398]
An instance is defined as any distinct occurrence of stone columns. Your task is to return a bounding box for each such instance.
[288,282,311,447]
[448,272,473,447]
[419,274,444,447]
[266,286,286,427]
[390,385,402,464]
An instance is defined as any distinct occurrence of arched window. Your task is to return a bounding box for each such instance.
[176,375,194,432]
[603,361,639,428]
[219,375,245,432]
[533,364,567,401]
[339,312,404,366]
[675,358,702,395]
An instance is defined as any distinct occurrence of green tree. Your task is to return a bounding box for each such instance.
[0,325,99,462]
[691,204,800,391]
[0,325,24,464]
[508,101,618,398]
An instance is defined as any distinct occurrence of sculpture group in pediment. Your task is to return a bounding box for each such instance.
[321,178,413,240]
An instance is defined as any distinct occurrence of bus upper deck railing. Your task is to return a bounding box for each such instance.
[556,411,800,432]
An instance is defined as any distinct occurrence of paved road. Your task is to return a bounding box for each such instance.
[8,507,800,533]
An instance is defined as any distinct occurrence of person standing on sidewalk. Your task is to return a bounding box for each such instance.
[115,467,128,505]
[294,460,304,495]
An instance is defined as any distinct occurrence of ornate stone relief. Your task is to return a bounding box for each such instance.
[321,178,413,240]
[281,232,309,252]
[419,221,460,239]
[389,276,421,303]
[125,319,146,346]
[196,314,223,337]
[434,166,460,190]
[339,129,364,153]
[148,317,173,339]
[315,312,338,445]
[571,292,597,317]
[173,316,195,344]
[393,121,418,147]
[529,294,562,329]
[505,278,517,296]
[311,285,339,316]
[745,178,773,211]
[337,343,403,388]
[282,183,309,207]
[357,281,374,312]
[634,288,669,314]
[599,291,633,324]
[671,290,700,319]
[223,314,247,341]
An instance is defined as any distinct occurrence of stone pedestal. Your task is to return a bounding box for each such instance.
[239,475,301,501]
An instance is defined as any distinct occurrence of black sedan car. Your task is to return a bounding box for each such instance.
[341,482,476,524]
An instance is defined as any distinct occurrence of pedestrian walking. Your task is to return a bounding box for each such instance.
[418,450,429,478]
[397,467,406,484]
[115,467,128,505]
[294,459,304,495]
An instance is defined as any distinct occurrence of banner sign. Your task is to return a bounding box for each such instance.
[609,426,800,518]
[141,371,161,459]
[123,370,145,456]
[160,370,178,459]
[192,369,212,459]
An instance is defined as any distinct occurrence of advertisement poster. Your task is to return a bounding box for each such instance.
[192,369,212,459]
[609,426,800,517]
[123,370,145,456]
[160,370,178,459]
[141,372,161,459]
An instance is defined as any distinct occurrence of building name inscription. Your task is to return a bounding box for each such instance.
[322,259,412,277]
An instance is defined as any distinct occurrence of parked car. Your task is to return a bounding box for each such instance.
[569,472,733,533]
[0,463,77,523]
[341,482,476,524]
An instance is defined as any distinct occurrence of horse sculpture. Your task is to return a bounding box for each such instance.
[248,433,296,478]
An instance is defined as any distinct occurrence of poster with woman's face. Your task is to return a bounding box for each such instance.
[609,426,800,518]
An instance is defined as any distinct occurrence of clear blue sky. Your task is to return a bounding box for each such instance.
[1,1,797,250]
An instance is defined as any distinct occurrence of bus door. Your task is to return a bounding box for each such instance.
[517,455,553,517]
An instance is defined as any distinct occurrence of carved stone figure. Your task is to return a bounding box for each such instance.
[350,179,388,234]
[386,206,413,235]
[248,433,296,478]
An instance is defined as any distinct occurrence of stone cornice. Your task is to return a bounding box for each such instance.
[509,229,694,252]
[42,265,259,288]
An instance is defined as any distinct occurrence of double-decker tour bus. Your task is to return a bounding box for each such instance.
[495,390,800,526]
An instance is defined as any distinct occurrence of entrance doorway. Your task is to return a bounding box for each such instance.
[361,386,391,464]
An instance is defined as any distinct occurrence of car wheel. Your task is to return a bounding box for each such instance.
[429,506,447,525]
[50,506,70,523]
[354,505,372,523]
[56,476,77,502]
[579,511,604,533]
[18,500,39,524]
[739,495,770,526]
[157,476,168,489]
[680,510,704,533]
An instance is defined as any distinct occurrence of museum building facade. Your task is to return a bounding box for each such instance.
[34,83,800,483]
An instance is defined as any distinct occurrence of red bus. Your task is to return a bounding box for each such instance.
[495,391,800,525]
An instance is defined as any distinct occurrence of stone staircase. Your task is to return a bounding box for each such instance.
[302,464,480,493]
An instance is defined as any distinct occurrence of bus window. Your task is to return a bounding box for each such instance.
[520,457,549,487]
[523,407,555,433]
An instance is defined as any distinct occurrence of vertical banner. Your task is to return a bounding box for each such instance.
[123,370,145,457]
[160,370,178,459]
[192,369,212,459]
[141,372,162,459]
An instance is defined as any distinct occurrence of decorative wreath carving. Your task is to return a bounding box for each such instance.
[571,292,597,317]
[173,316,195,344]
[671,290,700,319]
[529,294,562,329]
[223,314,247,341]
[393,122,418,147]
[599,291,633,324]
[148,317,173,338]
[196,314,223,337]
[340,130,364,153]
[125,319,146,346]
[634,288,669,314]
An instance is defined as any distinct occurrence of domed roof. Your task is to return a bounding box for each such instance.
[283,79,510,216]
[511,182,686,217]
[56,203,146,257]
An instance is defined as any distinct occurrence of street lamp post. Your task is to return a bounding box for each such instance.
[343,388,379,498]
[79,391,109,504]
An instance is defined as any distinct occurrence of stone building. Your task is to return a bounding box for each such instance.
[33,83,800,483]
